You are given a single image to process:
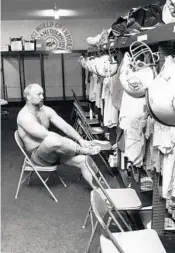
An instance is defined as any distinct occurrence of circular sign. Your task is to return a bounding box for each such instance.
[31,21,73,51]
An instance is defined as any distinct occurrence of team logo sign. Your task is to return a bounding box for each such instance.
[31,21,73,51]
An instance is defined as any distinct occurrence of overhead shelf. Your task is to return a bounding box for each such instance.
[1,50,49,57]
[88,22,175,52]
[1,49,86,57]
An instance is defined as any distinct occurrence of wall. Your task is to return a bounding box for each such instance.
[1,19,113,100]
[1,19,113,49]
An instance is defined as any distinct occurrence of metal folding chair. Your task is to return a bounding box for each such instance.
[72,89,100,128]
[71,89,93,118]
[74,103,114,177]
[84,156,142,253]
[91,189,167,253]
[75,113,103,138]
[73,99,99,124]
[71,89,92,125]
[72,89,89,108]
[14,131,67,202]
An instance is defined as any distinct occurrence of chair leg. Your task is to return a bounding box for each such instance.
[34,169,58,202]
[85,214,112,253]
[82,206,92,229]
[90,208,95,232]
[27,171,33,185]
[55,171,67,187]
[15,166,25,199]
[45,171,55,183]
[84,221,98,253]
[21,171,33,184]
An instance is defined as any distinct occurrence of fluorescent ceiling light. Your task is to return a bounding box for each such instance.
[52,49,72,54]
[54,9,60,19]
[27,9,79,17]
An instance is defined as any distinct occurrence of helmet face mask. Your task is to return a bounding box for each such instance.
[130,41,159,71]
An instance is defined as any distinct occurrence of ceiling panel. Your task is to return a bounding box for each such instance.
[1,0,166,20]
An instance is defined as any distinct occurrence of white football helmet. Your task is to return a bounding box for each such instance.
[146,56,175,126]
[95,54,118,77]
[119,42,158,98]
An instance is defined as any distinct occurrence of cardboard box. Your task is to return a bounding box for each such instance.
[24,40,35,51]
[10,37,23,51]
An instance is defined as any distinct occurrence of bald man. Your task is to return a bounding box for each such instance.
[17,83,101,189]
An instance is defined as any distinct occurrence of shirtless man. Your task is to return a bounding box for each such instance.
[17,83,101,189]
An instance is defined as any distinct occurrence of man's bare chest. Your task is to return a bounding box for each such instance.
[35,111,50,129]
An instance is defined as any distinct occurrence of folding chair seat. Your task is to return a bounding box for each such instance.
[84,156,142,253]
[91,190,166,253]
[89,126,104,135]
[101,188,141,210]
[86,118,100,125]
[76,118,104,137]
[84,111,92,118]
[100,229,166,253]
[14,131,67,203]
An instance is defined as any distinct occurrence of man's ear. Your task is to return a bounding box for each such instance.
[26,93,31,101]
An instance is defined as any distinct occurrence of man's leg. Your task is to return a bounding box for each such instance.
[31,132,100,189]
[60,154,98,189]
[31,132,65,166]
[34,131,101,161]
[31,131,93,165]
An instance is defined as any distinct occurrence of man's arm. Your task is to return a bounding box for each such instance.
[46,106,83,143]
[17,113,49,140]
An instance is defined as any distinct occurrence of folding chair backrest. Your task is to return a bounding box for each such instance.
[91,190,125,253]
[73,101,87,121]
[86,155,110,188]
[14,130,33,166]
[91,189,108,222]
[72,90,90,123]
[74,102,95,139]
[72,89,81,106]
[72,89,90,110]
[86,156,130,231]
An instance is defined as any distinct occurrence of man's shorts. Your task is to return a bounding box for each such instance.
[31,148,60,167]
